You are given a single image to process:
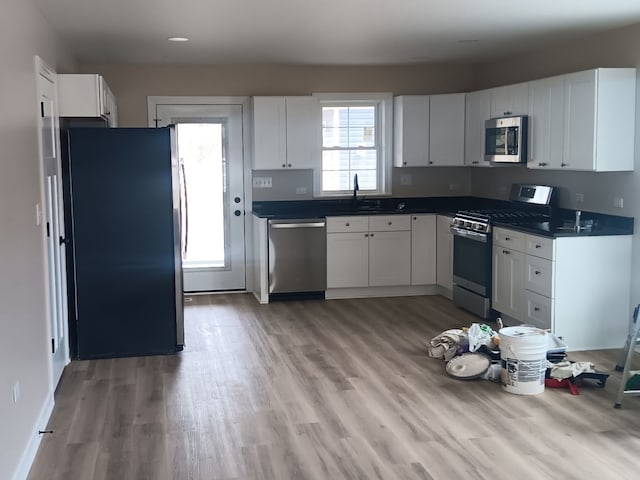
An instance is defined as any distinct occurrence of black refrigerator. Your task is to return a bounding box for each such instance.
[62,127,184,359]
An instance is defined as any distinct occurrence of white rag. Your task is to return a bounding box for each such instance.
[428,329,467,361]
[549,361,596,379]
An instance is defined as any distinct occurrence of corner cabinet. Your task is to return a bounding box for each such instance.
[251,96,321,170]
[410,215,437,285]
[492,226,632,351]
[57,74,118,126]
[464,89,492,167]
[394,94,465,167]
[436,215,454,292]
[527,68,636,172]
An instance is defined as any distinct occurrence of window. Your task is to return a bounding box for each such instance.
[315,93,392,197]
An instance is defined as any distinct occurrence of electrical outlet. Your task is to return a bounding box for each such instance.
[575,193,584,203]
[12,381,20,403]
[252,177,272,188]
[614,197,624,208]
[400,174,412,186]
[295,187,307,195]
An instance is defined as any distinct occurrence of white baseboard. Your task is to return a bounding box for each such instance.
[12,392,55,480]
[325,284,441,300]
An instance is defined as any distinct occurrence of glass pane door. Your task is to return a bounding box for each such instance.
[176,123,228,269]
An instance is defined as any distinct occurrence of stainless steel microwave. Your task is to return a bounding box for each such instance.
[485,116,528,163]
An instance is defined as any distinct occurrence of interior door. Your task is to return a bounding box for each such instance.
[38,61,68,387]
[155,104,245,292]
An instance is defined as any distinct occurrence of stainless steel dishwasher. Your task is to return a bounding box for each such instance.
[268,218,326,297]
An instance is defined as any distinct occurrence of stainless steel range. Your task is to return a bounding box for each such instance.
[451,184,555,319]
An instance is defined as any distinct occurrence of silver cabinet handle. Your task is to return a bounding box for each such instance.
[370,233,374,237]
[345,222,350,227]
[387,221,392,225]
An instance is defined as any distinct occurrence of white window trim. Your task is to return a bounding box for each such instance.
[313,92,393,198]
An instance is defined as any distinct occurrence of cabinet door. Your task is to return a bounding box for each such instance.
[525,290,553,331]
[563,70,597,171]
[393,96,429,167]
[326,232,369,288]
[464,90,492,167]
[491,82,529,117]
[492,247,525,321]
[436,215,453,290]
[286,97,321,169]
[429,93,465,166]
[411,215,437,285]
[369,231,411,287]
[527,76,564,169]
[252,97,287,169]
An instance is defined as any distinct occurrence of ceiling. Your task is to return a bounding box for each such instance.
[33,0,640,66]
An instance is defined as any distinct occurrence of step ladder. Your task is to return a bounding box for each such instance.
[614,304,640,408]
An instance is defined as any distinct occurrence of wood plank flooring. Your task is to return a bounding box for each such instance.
[28,294,640,480]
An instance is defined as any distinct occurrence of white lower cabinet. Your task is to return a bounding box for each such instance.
[492,246,525,320]
[326,215,411,288]
[436,215,453,291]
[326,232,369,288]
[492,226,632,350]
[369,230,411,286]
[411,215,437,285]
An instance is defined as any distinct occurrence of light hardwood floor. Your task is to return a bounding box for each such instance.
[28,294,640,480]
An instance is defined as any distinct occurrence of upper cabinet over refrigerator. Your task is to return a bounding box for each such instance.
[57,74,118,127]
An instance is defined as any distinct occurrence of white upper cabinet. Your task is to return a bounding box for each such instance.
[490,82,529,118]
[252,96,321,170]
[562,68,635,171]
[57,74,117,126]
[429,93,465,166]
[527,75,565,169]
[464,89,492,167]
[394,94,464,167]
[393,96,430,167]
[526,68,636,172]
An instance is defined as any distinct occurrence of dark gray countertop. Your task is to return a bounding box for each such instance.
[252,197,633,238]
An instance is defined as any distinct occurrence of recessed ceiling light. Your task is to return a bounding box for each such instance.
[168,37,189,42]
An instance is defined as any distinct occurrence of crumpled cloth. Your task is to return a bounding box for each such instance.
[549,361,595,379]
[428,329,468,361]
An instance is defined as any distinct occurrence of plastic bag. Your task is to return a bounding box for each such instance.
[467,323,495,352]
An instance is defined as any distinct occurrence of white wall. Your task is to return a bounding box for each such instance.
[0,1,75,479]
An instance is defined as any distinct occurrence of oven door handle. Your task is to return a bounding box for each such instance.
[451,226,488,243]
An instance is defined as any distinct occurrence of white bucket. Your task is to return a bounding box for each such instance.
[499,326,548,395]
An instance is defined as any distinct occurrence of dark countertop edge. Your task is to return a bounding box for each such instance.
[492,221,633,238]
[252,197,634,238]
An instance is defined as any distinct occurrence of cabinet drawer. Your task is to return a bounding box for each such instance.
[493,227,525,251]
[369,215,410,232]
[525,290,553,331]
[326,216,369,233]
[525,255,554,297]
[525,234,554,260]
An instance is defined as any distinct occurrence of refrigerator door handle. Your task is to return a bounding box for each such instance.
[180,161,188,259]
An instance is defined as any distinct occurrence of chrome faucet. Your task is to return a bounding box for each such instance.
[352,173,359,208]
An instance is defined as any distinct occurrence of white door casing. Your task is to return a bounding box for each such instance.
[36,57,69,388]
[151,100,246,292]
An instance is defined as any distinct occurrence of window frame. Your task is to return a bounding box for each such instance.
[313,92,393,198]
